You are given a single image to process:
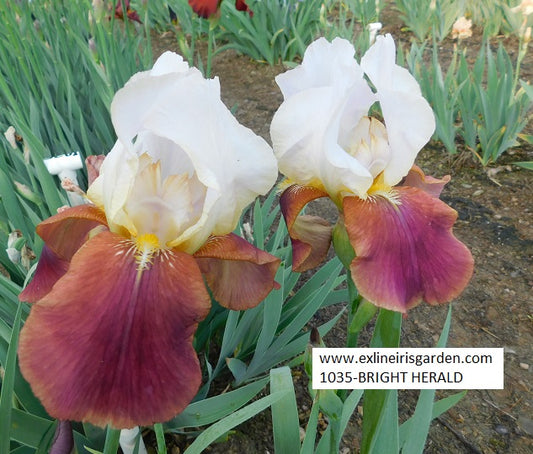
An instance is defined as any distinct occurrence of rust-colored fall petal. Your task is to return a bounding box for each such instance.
[280,184,332,272]
[194,233,280,310]
[19,205,107,303]
[402,164,451,198]
[188,0,219,18]
[343,187,474,312]
[19,231,211,428]
[36,205,107,259]
[19,246,70,303]
[188,0,251,18]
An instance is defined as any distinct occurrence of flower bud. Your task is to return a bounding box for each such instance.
[332,218,355,269]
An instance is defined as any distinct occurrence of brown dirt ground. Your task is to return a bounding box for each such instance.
[147,5,532,453]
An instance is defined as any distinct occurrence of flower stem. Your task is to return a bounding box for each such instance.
[345,273,362,348]
[360,309,402,453]
[154,423,167,454]
[332,219,376,347]
[206,19,216,78]
[103,427,121,454]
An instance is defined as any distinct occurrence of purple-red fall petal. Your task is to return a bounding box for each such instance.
[235,0,253,15]
[280,184,332,272]
[194,233,280,310]
[19,245,70,303]
[36,205,107,259]
[402,165,451,198]
[343,187,474,312]
[19,231,211,428]
[19,205,108,303]
[188,0,219,18]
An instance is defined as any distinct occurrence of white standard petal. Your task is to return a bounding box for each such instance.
[271,37,376,200]
[271,85,374,200]
[361,34,435,186]
[87,141,139,236]
[150,51,191,76]
[275,37,362,99]
[108,53,277,252]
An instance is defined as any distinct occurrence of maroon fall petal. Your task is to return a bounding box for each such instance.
[19,245,70,303]
[188,0,220,18]
[343,187,474,312]
[280,184,332,272]
[18,231,212,428]
[115,0,142,23]
[401,164,451,198]
[194,233,280,310]
[235,0,253,15]
[36,205,107,260]
[19,205,108,303]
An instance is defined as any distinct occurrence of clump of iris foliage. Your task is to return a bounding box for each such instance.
[0,1,530,454]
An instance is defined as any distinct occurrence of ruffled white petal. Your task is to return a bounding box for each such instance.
[275,37,362,98]
[271,38,375,200]
[88,52,277,253]
[361,34,435,186]
[271,34,435,200]
[87,141,139,236]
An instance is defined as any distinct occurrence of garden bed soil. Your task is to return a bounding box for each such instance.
[148,9,532,454]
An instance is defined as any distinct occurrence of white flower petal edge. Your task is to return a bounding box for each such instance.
[360,34,436,187]
[275,37,363,98]
[88,51,278,253]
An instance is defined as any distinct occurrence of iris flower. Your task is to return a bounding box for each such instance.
[18,52,279,429]
[188,0,252,18]
[270,35,474,313]
[114,0,142,23]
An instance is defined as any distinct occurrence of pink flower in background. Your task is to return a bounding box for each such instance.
[452,16,473,39]
[18,52,279,428]
[512,0,533,16]
[271,35,474,313]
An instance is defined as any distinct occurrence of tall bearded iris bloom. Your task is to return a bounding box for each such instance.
[271,35,473,313]
[18,51,279,429]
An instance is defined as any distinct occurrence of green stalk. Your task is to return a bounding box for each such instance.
[154,423,167,454]
[513,34,527,94]
[332,219,377,348]
[206,18,216,78]
[103,427,121,454]
[360,309,402,454]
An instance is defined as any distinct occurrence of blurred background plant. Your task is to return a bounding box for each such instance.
[0,0,151,289]
[406,3,532,165]
[217,0,323,65]
[395,0,528,41]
